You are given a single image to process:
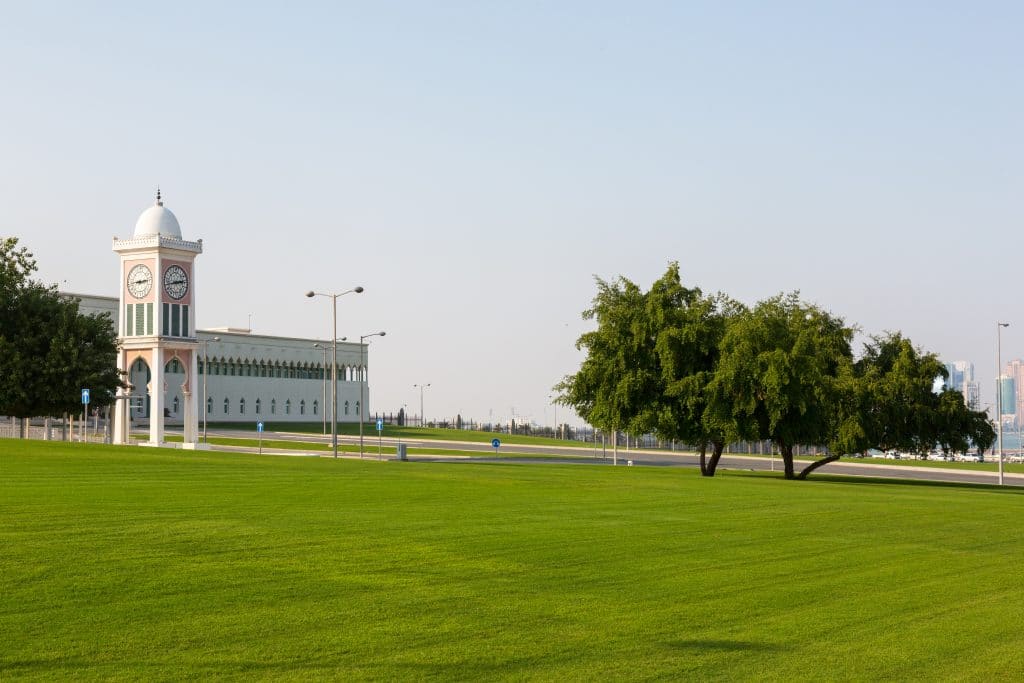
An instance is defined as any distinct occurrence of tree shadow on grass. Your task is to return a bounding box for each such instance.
[731,469,1024,495]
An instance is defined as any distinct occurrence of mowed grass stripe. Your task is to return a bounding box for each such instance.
[2,440,1023,681]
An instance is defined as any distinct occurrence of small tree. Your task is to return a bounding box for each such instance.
[0,237,122,424]
[849,333,995,459]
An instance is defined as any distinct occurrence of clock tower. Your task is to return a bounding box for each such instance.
[112,191,203,447]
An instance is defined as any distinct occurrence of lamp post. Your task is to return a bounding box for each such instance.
[997,322,1010,485]
[306,286,364,458]
[549,393,558,439]
[313,343,328,436]
[359,331,386,457]
[414,383,431,428]
[201,336,220,443]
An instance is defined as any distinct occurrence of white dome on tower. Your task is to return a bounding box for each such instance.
[133,190,182,238]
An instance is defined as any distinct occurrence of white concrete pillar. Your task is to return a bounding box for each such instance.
[113,348,129,445]
[150,347,165,445]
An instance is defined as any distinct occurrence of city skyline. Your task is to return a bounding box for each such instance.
[2,2,1020,425]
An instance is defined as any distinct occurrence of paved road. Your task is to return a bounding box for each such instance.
[198,427,1024,488]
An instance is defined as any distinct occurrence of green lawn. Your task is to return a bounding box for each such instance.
[2,440,1023,680]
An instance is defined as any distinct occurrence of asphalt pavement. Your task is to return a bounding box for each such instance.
[198,427,1024,488]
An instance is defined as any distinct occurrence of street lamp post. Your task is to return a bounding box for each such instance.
[997,322,1010,485]
[313,343,328,436]
[359,331,386,457]
[306,286,364,458]
[414,383,431,428]
[201,336,220,443]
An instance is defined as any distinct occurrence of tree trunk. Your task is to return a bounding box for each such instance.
[698,443,708,476]
[779,441,796,479]
[705,441,725,476]
[797,454,842,480]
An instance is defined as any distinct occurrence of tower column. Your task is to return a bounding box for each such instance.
[149,347,165,445]
[113,347,129,445]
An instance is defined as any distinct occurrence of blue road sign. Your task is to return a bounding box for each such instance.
[376,418,383,432]
[491,438,501,449]
[257,421,264,433]
[81,388,90,405]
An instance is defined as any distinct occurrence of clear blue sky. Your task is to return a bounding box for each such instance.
[2,1,1020,426]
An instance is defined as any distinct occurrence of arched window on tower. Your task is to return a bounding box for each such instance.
[356,400,360,416]
[300,400,305,415]
[240,398,246,415]
[344,400,349,416]
[223,398,230,415]
[255,398,262,415]
[207,397,213,414]
[271,399,276,415]
[313,400,318,416]
[285,399,291,415]
[172,396,179,414]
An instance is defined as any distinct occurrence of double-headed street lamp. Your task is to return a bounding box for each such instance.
[306,286,364,458]
[201,336,220,443]
[359,331,386,457]
[414,383,431,428]
[997,321,1010,485]
[313,339,347,437]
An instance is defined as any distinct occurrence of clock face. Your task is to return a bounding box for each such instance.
[163,265,189,300]
[126,264,153,299]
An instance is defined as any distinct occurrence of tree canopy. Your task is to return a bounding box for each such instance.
[0,237,122,420]
[558,265,996,480]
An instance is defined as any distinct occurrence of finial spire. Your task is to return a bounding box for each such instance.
[156,186,163,206]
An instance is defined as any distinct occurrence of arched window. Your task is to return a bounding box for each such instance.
[344,400,349,416]
[271,398,276,415]
[255,398,261,415]
[223,398,230,414]
[285,399,291,415]
[300,400,305,415]
[172,396,179,413]
[313,400,318,416]
[356,400,360,416]
[207,397,213,414]
[240,398,246,415]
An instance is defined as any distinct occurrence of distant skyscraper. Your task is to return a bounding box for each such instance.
[998,376,1016,416]
[944,360,980,410]
[1005,358,1023,427]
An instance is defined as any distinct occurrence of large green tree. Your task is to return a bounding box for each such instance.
[554,274,657,456]
[557,263,742,474]
[647,265,743,476]
[706,293,855,479]
[0,237,121,423]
